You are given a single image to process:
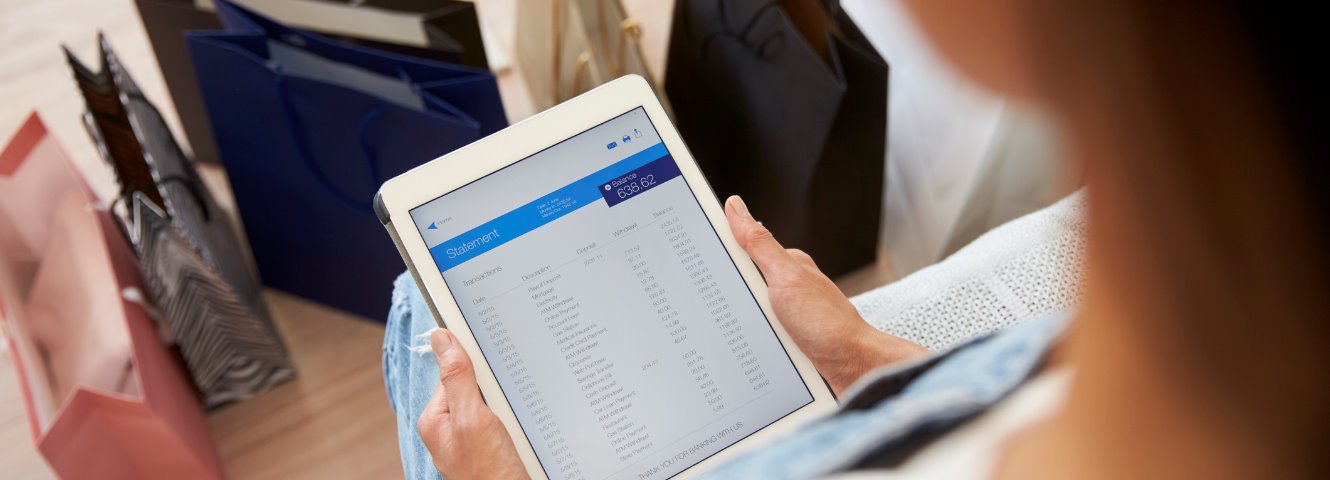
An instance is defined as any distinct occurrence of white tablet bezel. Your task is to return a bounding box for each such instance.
[375,75,836,479]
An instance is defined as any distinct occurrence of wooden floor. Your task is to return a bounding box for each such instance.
[205,292,401,480]
[0,0,894,477]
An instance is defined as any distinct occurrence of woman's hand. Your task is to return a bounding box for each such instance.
[724,196,928,394]
[419,328,529,480]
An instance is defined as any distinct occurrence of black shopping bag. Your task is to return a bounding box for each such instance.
[666,0,888,278]
[68,36,294,408]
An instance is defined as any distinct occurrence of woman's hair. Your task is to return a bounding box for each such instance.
[1028,0,1328,472]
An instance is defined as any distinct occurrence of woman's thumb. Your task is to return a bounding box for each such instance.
[430,329,482,408]
[725,196,797,278]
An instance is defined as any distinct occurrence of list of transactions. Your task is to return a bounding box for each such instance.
[439,168,812,480]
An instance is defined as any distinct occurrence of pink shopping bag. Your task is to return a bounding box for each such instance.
[0,113,225,479]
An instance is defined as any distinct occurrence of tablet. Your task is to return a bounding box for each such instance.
[374,75,835,480]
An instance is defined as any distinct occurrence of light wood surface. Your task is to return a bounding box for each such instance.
[205,291,401,480]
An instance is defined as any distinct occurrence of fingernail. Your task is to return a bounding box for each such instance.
[430,329,453,354]
[730,196,752,220]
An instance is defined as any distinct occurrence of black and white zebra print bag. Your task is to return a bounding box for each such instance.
[70,36,295,408]
[128,195,295,408]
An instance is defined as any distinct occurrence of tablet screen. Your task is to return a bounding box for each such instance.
[409,107,814,480]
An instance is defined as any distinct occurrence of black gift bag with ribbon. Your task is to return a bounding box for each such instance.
[666,0,887,278]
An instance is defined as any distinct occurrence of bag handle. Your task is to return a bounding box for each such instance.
[551,0,603,101]
[107,175,211,230]
[560,0,644,87]
[94,102,213,230]
[552,0,568,98]
[693,0,789,61]
[121,285,174,345]
[122,90,216,223]
[551,0,562,97]
[596,0,613,69]
[612,19,643,77]
[591,0,645,78]
[571,51,593,94]
[273,75,383,214]
[76,49,216,227]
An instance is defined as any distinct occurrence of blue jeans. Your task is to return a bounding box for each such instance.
[383,272,1067,479]
[382,273,446,480]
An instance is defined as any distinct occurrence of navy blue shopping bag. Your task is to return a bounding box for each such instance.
[186,0,505,319]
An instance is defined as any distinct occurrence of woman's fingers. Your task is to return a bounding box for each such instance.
[417,378,450,454]
[419,379,450,443]
[421,329,528,479]
[430,328,484,412]
[725,196,800,281]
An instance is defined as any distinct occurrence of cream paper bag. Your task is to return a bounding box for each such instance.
[517,0,662,110]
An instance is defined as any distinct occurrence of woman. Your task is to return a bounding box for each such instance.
[392,0,1329,477]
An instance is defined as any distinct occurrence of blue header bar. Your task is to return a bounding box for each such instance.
[430,143,671,271]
